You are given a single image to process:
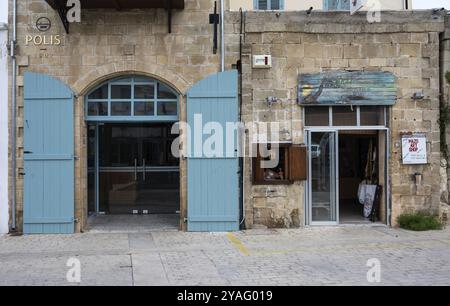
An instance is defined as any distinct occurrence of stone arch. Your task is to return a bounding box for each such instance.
[72,64,190,232]
[73,63,191,96]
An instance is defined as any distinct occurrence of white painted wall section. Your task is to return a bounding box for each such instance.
[229,0,411,11]
[0,0,9,235]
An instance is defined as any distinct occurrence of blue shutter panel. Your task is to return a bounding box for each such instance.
[280,0,285,10]
[23,72,75,234]
[340,0,350,10]
[186,71,239,232]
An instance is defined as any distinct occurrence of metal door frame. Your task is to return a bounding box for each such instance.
[89,121,179,215]
[306,129,339,226]
[305,126,390,226]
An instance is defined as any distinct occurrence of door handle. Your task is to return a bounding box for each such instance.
[134,158,137,181]
[143,159,146,181]
[24,151,33,154]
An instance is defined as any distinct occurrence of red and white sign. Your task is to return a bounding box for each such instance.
[402,135,427,165]
[351,0,365,15]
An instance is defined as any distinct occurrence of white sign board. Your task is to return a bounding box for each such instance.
[350,0,365,15]
[401,135,427,165]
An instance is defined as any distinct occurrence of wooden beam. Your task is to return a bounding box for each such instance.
[46,0,185,10]
[112,0,122,10]
[166,0,172,34]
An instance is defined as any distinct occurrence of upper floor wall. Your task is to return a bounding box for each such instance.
[0,0,7,24]
[229,0,413,11]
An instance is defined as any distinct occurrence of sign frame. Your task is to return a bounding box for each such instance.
[298,71,397,106]
[401,134,428,165]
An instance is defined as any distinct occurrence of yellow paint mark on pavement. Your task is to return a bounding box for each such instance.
[227,233,250,256]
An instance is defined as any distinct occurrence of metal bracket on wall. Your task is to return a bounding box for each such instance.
[165,0,173,33]
[209,1,220,54]
[54,0,70,34]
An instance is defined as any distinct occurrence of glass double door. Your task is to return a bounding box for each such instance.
[88,123,180,215]
[306,131,339,225]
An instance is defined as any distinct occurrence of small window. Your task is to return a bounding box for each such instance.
[157,102,178,116]
[86,76,179,120]
[253,144,307,184]
[360,106,385,126]
[324,0,350,11]
[111,85,131,99]
[134,102,154,116]
[254,0,284,10]
[111,102,131,116]
[158,83,177,99]
[304,106,387,127]
[135,85,155,99]
[88,102,108,116]
[305,107,329,126]
[332,106,357,126]
[88,85,108,100]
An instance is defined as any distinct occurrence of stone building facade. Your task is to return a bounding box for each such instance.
[9,0,226,233]
[6,0,448,233]
[227,10,446,228]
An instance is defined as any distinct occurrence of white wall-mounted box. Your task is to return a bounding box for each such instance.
[253,55,272,69]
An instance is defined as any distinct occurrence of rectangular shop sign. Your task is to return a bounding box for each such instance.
[298,71,396,106]
[401,134,427,165]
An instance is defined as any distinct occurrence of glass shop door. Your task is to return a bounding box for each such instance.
[306,130,339,225]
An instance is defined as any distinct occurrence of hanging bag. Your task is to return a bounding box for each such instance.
[363,185,378,218]
[357,180,369,205]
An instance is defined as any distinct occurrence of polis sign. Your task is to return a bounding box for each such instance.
[25,17,62,46]
[25,0,81,46]
[36,17,51,32]
[25,35,62,46]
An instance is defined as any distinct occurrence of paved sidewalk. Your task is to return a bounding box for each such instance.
[0,226,449,286]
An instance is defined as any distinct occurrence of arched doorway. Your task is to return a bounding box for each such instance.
[85,76,180,227]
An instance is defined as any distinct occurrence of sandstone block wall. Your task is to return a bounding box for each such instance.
[224,11,445,228]
[8,1,446,231]
[9,0,223,232]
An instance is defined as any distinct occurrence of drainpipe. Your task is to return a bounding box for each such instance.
[10,0,17,231]
[220,0,225,72]
[238,9,246,229]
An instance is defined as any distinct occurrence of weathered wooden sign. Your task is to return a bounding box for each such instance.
[298,71,396,106]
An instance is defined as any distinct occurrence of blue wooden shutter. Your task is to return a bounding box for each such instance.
[186,71,239,232]
[340,0,350,10]
[23,72,75,234]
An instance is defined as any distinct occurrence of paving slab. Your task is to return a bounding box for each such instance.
[0,224,449,286]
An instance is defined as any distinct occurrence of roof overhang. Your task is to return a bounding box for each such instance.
[45,0,184,10]
[45,0,184,34]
